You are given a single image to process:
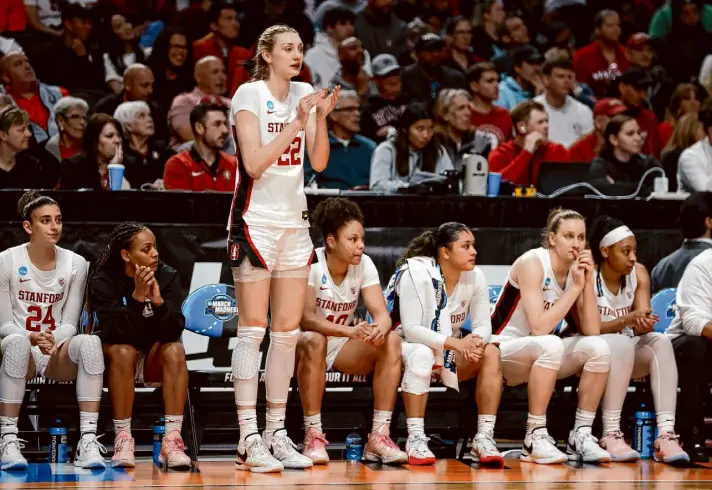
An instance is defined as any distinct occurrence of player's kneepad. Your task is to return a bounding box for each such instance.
[583,337,611,373]
[232,327,265,379]
[401,343,435,395]
[533,335,564,370]
[1,335,31,379]
[78,335,105,375]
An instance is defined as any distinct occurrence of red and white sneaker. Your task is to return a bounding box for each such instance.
[599,431,640,462]
[363,425,408,465]
[470,433,503,466]
[302,427,329,465]
[405,433,436,465]
[111,431,135,468]
[654,432,690,465]
[159,431,192,469]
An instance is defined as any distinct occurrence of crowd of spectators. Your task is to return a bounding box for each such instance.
[1,0,712,196]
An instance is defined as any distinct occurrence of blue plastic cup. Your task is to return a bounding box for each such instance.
[487,172,502,197]
[108,163,125,191]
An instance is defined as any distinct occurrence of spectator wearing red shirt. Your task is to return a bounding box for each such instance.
[0,51,68,144]
[164,102,235,191]
[569,98,628,162]
[193,2,239,65]
[0,0,26,33]
[487,100,569,185]
[467,61,512,148]
[616,68,662,157]
[573,10,629,97]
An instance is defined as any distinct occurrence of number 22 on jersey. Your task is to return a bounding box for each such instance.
[277,135,303,166]
[26,305,56,332]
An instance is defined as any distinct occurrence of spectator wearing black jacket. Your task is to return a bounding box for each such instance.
[88,221,192,469]
[360,54,408,142]
[588,114,661,197]
[401,34,466,102]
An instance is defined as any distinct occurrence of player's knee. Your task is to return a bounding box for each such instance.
[106,344,138,368]
[1,334,32,379]
[73,335,104,375]
[297,331,327,358]
[533,335,564,370]
[482,343,502,369]
[232,327,265,379]
[383,331,402,362]
[401,344,434,395]
[162,342,187,368]
[581,336,611,373]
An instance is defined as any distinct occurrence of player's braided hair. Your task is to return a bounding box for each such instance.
[396,222,471,268]
[589,215,629,298]
[90,221,149,281]
[311,198,364,251]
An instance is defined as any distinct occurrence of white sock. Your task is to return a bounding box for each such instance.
[80,412,98,438]
[304,413,322,433]
[372,410,392,433]
[477,414,496,438]
[657,411,676,435]
[406,417,425,438]
[165,415,183,436]
[0,416,18,440]
[113,418,131,437]
[602,409,622,436]
[237,408,258,443]
[264,407,286,443]
[526,414,547,435]
[574,409,596,431]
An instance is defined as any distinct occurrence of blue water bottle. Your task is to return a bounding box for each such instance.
[153,418,166,465]
[634,403,656,459]
[49,419,68,463]
[345,431,363,462]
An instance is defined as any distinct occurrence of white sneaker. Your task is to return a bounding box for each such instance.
[470,433,504,465]
[521,427,567,465]
[235,433,283,473]
[405,433,436,465]
[567,426,611,464]
[267,429,313,469]
[74,434,107,469]
[0,435,28,470]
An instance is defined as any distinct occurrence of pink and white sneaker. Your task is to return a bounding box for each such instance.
[159,431,192,469]
[302,427,329,465]
[111,431,136,468]
[363,425,408,465]
[654,432,690,465]
[599,431,640,462]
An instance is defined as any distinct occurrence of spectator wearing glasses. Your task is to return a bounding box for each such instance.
[444,16,479,74]
[305,90,375,190]
[360,54,407,143]
[43,96,87,164]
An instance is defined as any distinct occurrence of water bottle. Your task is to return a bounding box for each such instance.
[634,404,656,459]
[153,418,166,465]
[462,154,488,196]
[49,419,68,463]
[345,431,363,462]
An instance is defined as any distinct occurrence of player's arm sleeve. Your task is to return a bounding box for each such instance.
[89,273,145,342]
[469,268,492,343]
[677,259,712,337]
[154,270,185,344]
[53,256,88,345]
[397,269,447,351]
[0,254,27,339]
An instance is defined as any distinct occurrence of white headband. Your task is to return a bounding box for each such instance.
[600,226,634,248]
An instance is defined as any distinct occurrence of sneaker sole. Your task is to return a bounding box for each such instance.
[521,452,568,465]
[1,461,28,471]
[281,460,313,469]
[111,460,136,468]
[566,450,611,464]
[158,456,192,470]
[235,461,284,473]
[363,452,408,465]
[407,455,436,465]
[654,452,691,465]
[471,452,504,466]
[74,460,107,470]
[304,453,329,465]
[608,452,641,463]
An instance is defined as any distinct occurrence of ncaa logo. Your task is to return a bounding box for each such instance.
[229,243,239,261]
[267,100,275,111]
[205,293,238,321]
[18,267,27,276]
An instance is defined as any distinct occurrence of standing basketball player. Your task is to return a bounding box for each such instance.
[491,209,612,464]
[296,198,407,465]
[0,191,105,470]
[387,223,503,465]
[229,24,340,473]
[589,216,689,464]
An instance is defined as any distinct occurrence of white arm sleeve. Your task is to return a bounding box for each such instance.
[468,268,492,343]
[397,268,447,351]
[678,258,712,336]
[53,255,88,345]
[0,253,27,339]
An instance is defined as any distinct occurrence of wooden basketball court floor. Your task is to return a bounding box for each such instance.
[6,457,712,489]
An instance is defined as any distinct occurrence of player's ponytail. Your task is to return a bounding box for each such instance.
[17,190,58,221]
[311,198,364,250]
[251,24,299,81]
[396,222,470,267]
[89,221,149,282]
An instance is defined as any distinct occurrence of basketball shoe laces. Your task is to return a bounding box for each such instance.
[114,433,134,454]
[475,434,498,454]
[81,434,107,456]
[163,434,186,457]
[306,431,328,451]
[410,434,431,455]
[531,430,557,448]
[0,436,26,457]
[248,435,273,459]
[272,431,300,454]
[374,431,400,450]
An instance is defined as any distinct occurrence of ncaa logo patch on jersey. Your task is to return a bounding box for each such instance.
[230,243,240,261]
[18,266,27,276]
[321,274,327,285]
[267,100,275,114]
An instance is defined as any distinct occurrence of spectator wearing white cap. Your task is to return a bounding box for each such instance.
[534,56,593,148]
[401,33,466,102]
[360,53,408,142]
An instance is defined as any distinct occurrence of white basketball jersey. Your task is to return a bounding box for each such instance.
[494,247,574,339]
[308,248,380,326]
[230,80,315,229]
[594,265,638,337]
[446,268,488,339]
[0,245,85,334]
